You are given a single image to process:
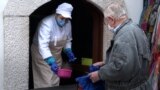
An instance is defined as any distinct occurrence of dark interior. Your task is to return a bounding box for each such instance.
[29,0,104,89]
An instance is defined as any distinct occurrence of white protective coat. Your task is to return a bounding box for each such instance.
[33,14,72,59]
[31,14,72,88]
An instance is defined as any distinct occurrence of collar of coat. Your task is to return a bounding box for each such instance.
[114,19,132,35]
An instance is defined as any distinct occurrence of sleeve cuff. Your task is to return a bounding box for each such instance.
[41,52,52,59]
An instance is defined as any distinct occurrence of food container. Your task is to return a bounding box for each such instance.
[57,68,72,78]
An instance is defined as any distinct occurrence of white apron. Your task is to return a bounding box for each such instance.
[31,35,67,88]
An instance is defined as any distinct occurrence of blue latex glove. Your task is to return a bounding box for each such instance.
[64,48,77,62]
[45,57,58,73]
[51,62,58,74]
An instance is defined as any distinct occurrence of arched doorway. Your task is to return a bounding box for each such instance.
[29,0,103,89]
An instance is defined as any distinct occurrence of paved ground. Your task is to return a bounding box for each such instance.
[30,84,78,90]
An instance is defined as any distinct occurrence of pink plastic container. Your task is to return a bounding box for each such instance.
[57,68,72,78]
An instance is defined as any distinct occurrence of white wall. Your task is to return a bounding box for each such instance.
[124,0,143,24]
[0,0,8,90]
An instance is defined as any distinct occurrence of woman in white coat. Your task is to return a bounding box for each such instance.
[31,2,76,88]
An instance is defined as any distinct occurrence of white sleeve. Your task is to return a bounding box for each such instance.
[64,22,72,49]
[38,21,52,59]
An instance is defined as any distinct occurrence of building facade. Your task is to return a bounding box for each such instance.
[1,0,143,90]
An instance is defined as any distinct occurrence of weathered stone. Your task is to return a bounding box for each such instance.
[4,0,50,16]
[4,17,29,90]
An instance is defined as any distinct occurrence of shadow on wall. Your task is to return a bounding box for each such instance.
[29,0,104,89]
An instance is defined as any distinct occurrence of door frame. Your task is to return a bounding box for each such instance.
[84,0,104,63]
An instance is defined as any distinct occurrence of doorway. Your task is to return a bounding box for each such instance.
[29,0,104,89]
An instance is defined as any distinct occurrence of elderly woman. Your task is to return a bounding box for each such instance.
[89,1,152,90]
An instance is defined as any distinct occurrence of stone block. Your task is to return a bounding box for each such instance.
[4,0,50,16]
[4,17,29,90]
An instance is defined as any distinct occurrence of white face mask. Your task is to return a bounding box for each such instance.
[108,24,114,32]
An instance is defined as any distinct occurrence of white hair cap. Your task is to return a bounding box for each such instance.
[56,2,73,19]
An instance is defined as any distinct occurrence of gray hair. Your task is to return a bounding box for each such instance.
[104,1,128,19]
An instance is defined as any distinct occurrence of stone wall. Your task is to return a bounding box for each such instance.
[0,1,8,89]
[4,0,50,89]
[4,17,29,90]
